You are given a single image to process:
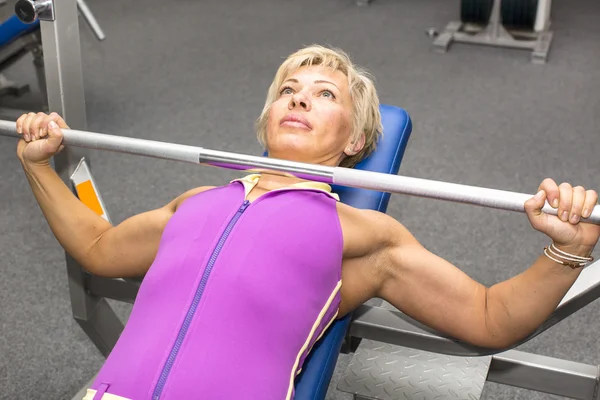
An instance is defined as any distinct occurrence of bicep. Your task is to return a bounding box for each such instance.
[376,228,490,346]
[87,186,211,278]
[87,206,173,278]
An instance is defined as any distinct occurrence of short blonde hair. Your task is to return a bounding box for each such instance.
[255,44,383,168]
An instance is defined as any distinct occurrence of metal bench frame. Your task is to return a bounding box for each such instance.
[342,260,600,399]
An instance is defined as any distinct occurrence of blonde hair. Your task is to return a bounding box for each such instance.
[255,44,383,168]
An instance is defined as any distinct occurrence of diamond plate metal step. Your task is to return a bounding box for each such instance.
[338,302,491,400]
[338,340,491,400]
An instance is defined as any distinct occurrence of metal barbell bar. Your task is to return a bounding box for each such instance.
[0,119,598,225]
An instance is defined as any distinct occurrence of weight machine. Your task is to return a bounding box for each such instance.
[432,0,554,64]
[358,0,554,63]
[0,0,103,119]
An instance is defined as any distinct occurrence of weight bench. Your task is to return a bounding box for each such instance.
[294,104,413,399]
[65,104,413,399]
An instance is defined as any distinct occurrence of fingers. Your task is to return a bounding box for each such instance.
[583,190,598,220]
[16,113,27,135]
[51,112,69,129]
[45,119,65,151]
[538,178,560,208]
[16,112,68,142]
[557,182,573,223]
[39,113,67,139]
[569,186,585,224]
[25,112,46,140]
[524,188,547,230]
[20,112,36,141]
[29,112,47,140]
[537,178,598,225]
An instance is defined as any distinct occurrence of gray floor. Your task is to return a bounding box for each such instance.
[1,0,599,399]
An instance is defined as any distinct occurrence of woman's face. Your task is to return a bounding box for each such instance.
[266,65,364,166]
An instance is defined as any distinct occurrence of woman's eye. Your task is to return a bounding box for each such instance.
[321,90,335,99]
[280,87,294,95]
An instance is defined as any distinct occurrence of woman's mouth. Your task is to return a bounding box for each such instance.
[280,114,312,130]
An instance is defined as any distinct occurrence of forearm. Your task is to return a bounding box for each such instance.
[485,244,591,348]
[21,160,112,268]
[379,179,599,350]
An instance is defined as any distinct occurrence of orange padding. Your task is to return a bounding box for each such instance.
[76,180,103,216]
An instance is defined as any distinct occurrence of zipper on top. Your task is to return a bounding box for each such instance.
[152,200,250,400]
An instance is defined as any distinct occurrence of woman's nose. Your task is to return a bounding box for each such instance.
[288,92,311,111]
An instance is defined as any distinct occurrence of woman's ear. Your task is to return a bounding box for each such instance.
[344,133,366,156]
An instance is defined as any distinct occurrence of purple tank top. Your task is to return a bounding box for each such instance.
[88,177,343,400]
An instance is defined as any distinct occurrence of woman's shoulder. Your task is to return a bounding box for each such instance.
[171,186,217,211]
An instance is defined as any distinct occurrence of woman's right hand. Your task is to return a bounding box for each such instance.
[16,112,69,166]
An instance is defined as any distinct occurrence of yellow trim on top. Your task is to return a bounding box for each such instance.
[285,280,342,400]
[231,174,340,201]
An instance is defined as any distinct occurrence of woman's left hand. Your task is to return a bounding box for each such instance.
[524,178,600,255]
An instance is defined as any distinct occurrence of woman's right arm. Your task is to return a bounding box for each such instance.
[17,112,207,278]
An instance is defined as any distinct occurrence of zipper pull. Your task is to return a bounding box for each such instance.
[240,200,250,212]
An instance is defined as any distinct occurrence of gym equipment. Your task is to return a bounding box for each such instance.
[12,0,600,398]
[9,1,95,398]
[461,0,494,24]
[0,13,43,110]
[15,0,105,40]
[295,105,412,399]
[0,0,103,120]
[432,0,554,64]
[1,120,598,224]
[501,0,539,30]
[7,109,600,400]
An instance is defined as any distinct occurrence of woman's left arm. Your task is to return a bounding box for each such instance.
[372,179,599,349]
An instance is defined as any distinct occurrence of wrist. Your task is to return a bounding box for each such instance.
[552,242,594,259]
[543,242,595,269]
[20,158,52,174]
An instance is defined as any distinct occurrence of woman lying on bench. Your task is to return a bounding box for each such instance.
[14,45,599,400]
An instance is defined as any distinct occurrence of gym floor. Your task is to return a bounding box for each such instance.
[1,0,599,399]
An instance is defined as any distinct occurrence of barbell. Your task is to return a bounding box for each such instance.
[0,119,598,225]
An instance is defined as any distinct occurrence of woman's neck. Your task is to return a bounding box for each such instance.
[254,172,307,190]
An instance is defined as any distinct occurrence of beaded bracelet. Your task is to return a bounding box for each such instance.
[543,243,594,268]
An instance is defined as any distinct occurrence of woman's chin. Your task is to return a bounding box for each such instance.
[267,145,312,161]
[270,137,311,151]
